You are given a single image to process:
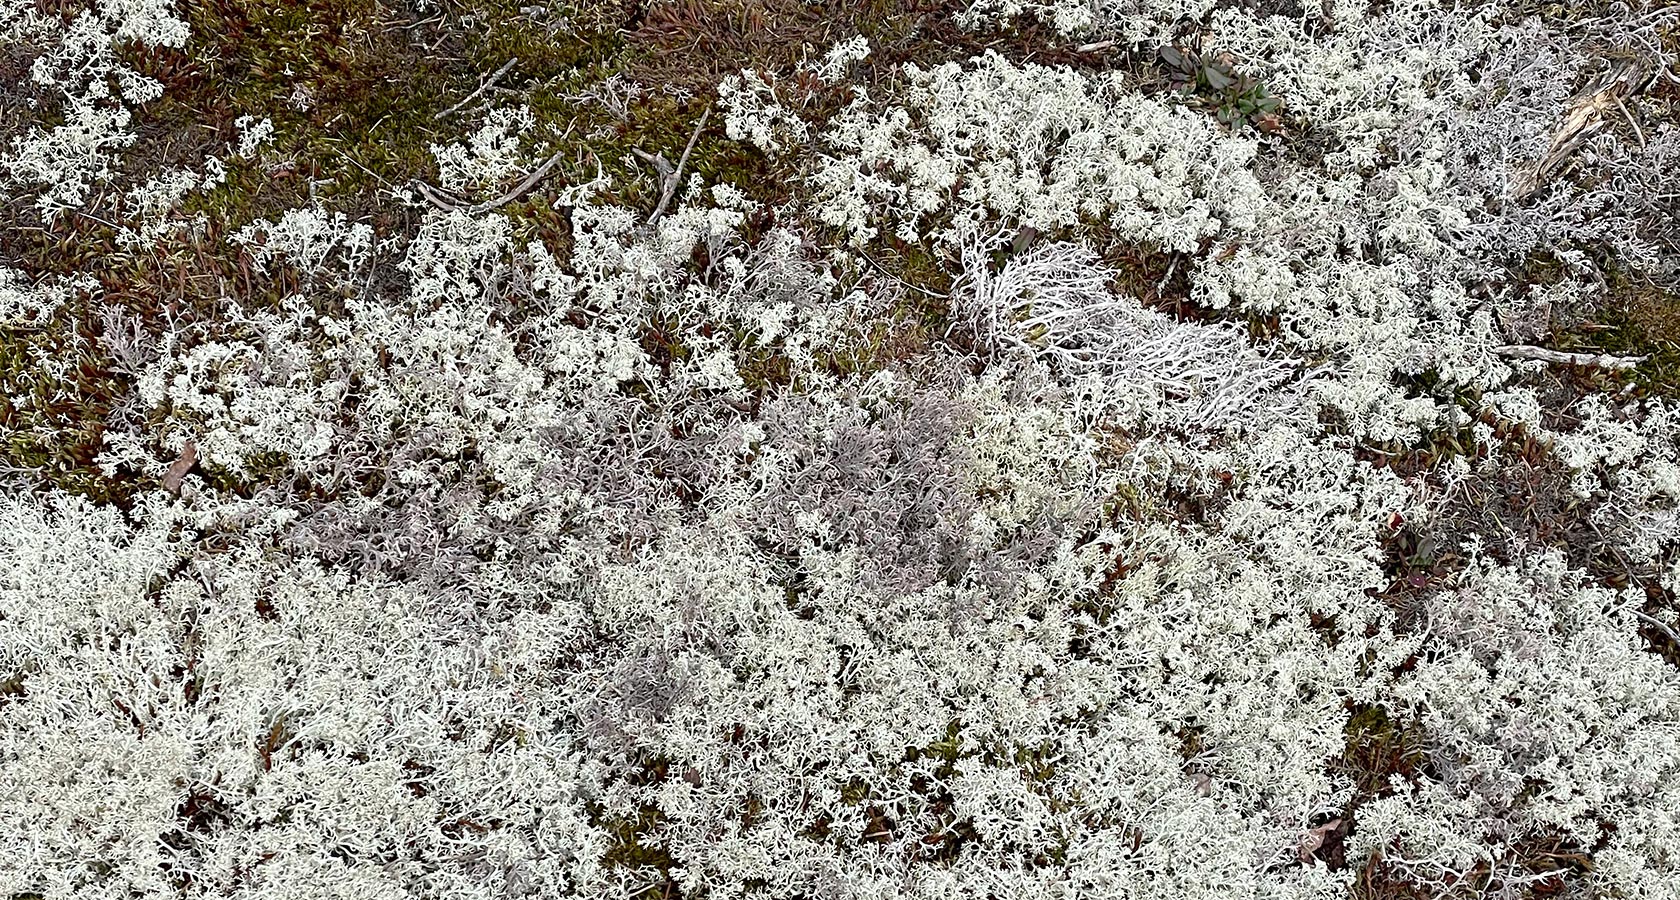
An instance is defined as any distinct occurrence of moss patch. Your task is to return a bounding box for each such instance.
[0,297,135,506]
[1558,271,1680,398]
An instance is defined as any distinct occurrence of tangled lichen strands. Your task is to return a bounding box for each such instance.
[1,0,189,216]
[6,0,1680,897]
[960,232,1305,434]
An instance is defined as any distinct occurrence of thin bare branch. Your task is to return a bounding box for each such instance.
[435,57,519,121]
[467,150,566,213]
[1634,610,1680,646]
[410,178,468,212]
[409,150,566,214]
[1494,344,1648,370]
[649,105,711,225]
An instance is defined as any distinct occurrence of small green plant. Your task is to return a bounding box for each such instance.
[1158,44,1284,132]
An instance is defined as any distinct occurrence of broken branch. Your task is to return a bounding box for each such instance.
[1494,344,1647,370]
[409,149,566,215]
[435,57,518,121]
[469,150,566,213]
[639,105,711,225]
[1511,58,1653,200]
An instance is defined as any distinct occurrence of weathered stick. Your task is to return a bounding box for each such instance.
[469,150,565,213]
[1512,58,1653,200]
[410,150,566,214]
[435,57,519,121]
[411,179,469,211]
[1634,610,1680,646]
[1494,344,1647,370]
[647,105,711,225]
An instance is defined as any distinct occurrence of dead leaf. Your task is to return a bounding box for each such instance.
[1012,225,1040,254]
[1297,818,1343,862]
[162,440,197,494]
[1188,772,1213,796]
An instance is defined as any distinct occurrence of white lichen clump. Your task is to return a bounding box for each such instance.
[5,1,1680,899]
[1,0,189,215]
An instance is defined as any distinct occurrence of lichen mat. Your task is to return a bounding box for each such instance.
[4,1,1680,898]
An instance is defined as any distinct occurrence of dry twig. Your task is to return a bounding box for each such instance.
[410,150,567,215]
[472,151,566,213]
[1494,344,1647,370]
[1634,610,1680,646]
[436,57,519,121]
[634,106,711,225]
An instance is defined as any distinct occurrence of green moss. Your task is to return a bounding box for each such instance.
[591,753,682,893]
[466,0,632,76]
[1007,741,1059,785]
[136,0,458,217]
[0,306,134,506]
[1558,271,1680,398]
[1503,250,1680,398]
[139,0,790,241]
[735,337,796,396]
[1339,703,1430,800]
[838,775,872,808]
[906,720,967,771]
[194,452,295,498]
